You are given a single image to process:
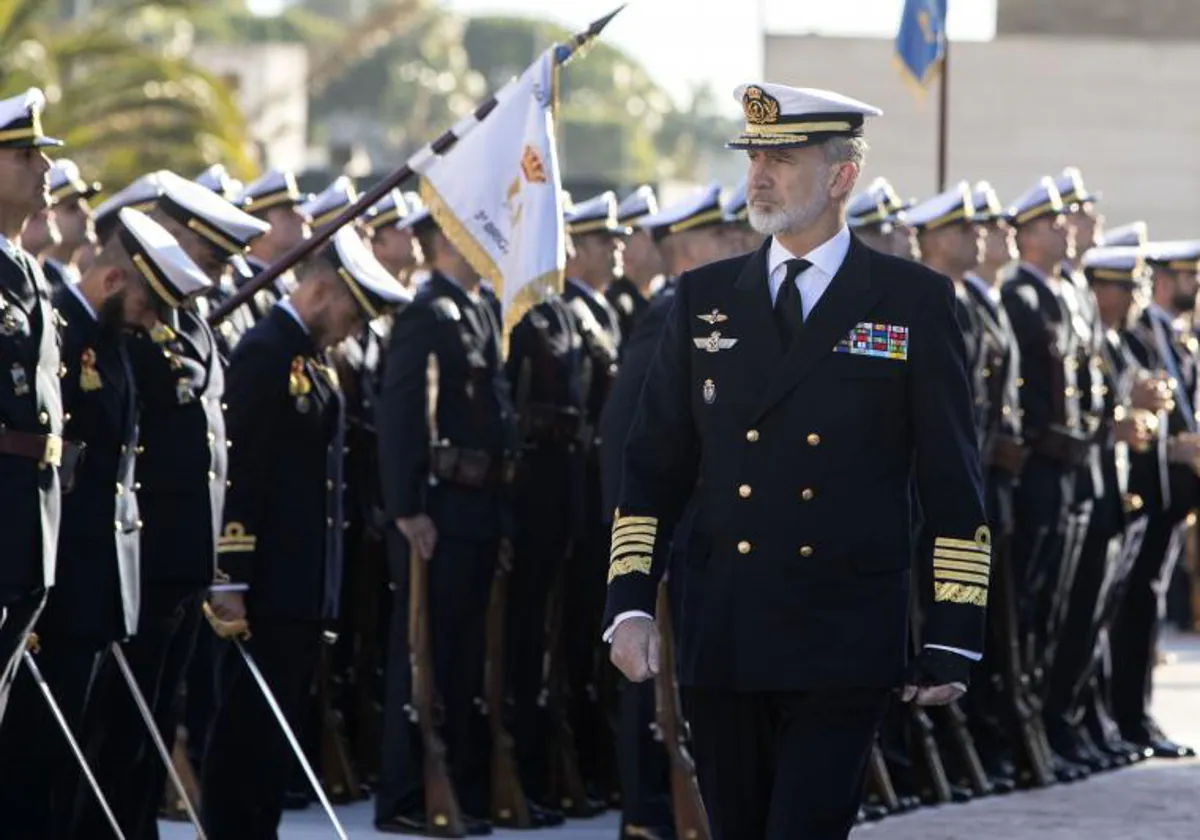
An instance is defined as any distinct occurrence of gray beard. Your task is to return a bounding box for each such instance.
[748,195,828,237]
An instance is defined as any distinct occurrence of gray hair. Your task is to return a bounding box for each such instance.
[822,136,869,168]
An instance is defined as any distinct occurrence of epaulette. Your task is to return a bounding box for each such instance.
[615,292,635,315]
[429,297,462,322]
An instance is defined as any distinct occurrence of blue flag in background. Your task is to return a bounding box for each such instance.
[895,0,947,89]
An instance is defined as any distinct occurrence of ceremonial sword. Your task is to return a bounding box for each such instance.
[108,642,207,839]
[22,649,126,840]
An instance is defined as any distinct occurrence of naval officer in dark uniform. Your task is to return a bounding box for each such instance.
[200,225,409,839]
[606,82,989,840]
[846,176,913,259]
[0,205,213,838]
[41,159,101,289]
[374,211,517,835]
[68,172,271,839]
[0,88,66,731]
[606,185,659,346]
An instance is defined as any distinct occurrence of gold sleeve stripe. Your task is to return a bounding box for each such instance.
[933,547,990,563]
[934,537,991,554]
[611,533,656,552]
[934,569,990,586]
[611,545,653,565]
[608,555,652,583]
[612,524,657,540]
[217,542,256,554]
[613,514,658,528]
[934,582,988,606]
[934,558,991,575]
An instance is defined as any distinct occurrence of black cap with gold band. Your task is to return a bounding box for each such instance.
[0,88,63,148]
[970,181,1009,224]
[847,177,910,232]
[636,182,724,243]
[240,168,305,217]
[155,170,271,258]
[365,188,414,231]
[1145,240,1200,274]
[904,181,976,232]
[1007,176,1065,227]
[321,225,412,319]
[1081,246,1147,287]
[48,159,102,206]
[300,176,358,229]
[93,173,165,244]
[566,191,631,237]
[115,207,214,308]
[1055,167,1100,210]
[726,82,881,151]
[616,185,658,227]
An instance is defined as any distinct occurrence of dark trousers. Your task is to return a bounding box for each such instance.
[0,586,46,727]
[200,619,322,840]
[0,634,103,839]
[1110,512,1188,741]
[375,529,498,819]
[185,625,216,771]
[1010,459,1069,682]
[683,686,889,840]
[508,456,575,803]
[618,677,671,830]
[69,585,202,840]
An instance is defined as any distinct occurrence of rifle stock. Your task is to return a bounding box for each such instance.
[653,582,711,840]
[908,706,953,804]
[485,563,532,827]
[545,563,593,817]
[941,700,991,796]
[317,643,364,803]
[865,742,901,813]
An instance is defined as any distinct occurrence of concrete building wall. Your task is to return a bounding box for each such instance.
[763,34,1200,237]
[997,0,1200,40]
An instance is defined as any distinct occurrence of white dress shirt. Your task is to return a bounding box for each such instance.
[66,278,98,322]
[604,229,980,664]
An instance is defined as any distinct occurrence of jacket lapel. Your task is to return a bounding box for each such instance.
[751,237,883,422]
[729,239,781,399]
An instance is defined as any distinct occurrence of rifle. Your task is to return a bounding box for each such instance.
[652,582,711,840]
[485,560,531,827]
[316,636,364,804]
[164,726,202,820]
[352,518,387,789]
[410,352,467,837]
[544,555,595,817]
[938,700,991,796]
[907,705,953,805]
[865,742,901,814]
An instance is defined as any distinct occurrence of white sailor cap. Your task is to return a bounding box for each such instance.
[1007,176,1065,227]
[48,159,102,206]
[194,164,243,203]
[300,176,359,228]
[365,189,414,231]
[566,191,630,237]
[321,225,412,319]
[240,168,306,216]
[93,172,165,242]
[722,176,748,224]
[727,83,881,151]
[156,170,271,257]
[0,88,62,148]
[636,182,724,243]
[847,177,909,229]
[1081,246,1147,286]
[1055,167,1100,209]
[904,181,976,232]
[1146,240,1200,272]
[616,185,658,227]
[970,181,1008,223]
[1100,221,1148,248]
[116,208,213,307]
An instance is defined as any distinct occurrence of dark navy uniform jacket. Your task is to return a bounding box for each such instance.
[127,308,226,587]
[605,276,649,358]
[39,285,140,641]
[376,271,517,541]
[605,235,988,691]
[0,246,63,593]
[217,305,344,621]
[564,279,621,441]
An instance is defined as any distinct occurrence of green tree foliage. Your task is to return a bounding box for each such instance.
[0,0,254,189]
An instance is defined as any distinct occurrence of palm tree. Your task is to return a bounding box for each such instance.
[0,0,254,189]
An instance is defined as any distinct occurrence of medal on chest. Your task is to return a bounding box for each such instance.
[289,355,312,413]
[0,304,25,336]
[702,378,716,404]
[10,362,29,396]
[79,348,102,392]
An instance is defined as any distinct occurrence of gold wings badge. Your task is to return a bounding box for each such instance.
[694,330,739,353]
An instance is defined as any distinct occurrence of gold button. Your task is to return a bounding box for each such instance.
[114,521,120,531]
[807,433,821,446]
[116,483,124,495]
[982,368,991,379]
[746,429,759,443]
[226,480,233,489]
[136,520,144,530]
[738,484,752,499]
[1064,386,1077,398]
[221,402,229,411]
[326,517,333,527]
[737,540,751,555]
[207,432,216,444]
[38,411,49,425]
[1016,378,1025,387]
[226,440,233,449]
[327,479,334,491]
[800,488,814,501]
[134,482,141,491]
[799,545,814,558]
[207,471,216,481]
[64,412,71,423]
[135,445,145,454]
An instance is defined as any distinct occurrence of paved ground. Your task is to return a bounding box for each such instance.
[161,631,1200,839]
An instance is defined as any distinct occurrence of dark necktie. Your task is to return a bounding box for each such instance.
[774,258,811,350]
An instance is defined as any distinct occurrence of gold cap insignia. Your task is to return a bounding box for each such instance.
[742,86,780,126]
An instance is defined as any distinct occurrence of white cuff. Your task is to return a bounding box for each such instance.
[925,643,982,662]
[601,610,654,643]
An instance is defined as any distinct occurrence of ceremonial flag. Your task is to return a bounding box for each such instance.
[894,0,948,92]
[416,47,566,335]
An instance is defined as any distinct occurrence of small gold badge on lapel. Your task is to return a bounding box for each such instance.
[149,322,177,345]
[697,309,728,325]
[1,305,24,336]
[289,355,312,413]
[702,378,716,404]
[693,330,739,353]
[79,348,102,392]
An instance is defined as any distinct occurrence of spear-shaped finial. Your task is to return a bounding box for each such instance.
[555,4,626,65]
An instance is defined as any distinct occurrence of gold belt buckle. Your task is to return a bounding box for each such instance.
[42,433,62,467]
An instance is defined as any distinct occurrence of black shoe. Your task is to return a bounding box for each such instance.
[622,823,675,839]
[897,794,922,813]
[1047,751,1090,783]
[374,811,427,835]
[462,814,493,836]
[559,793,606,818]
[528,799,565,828]
[861,803,890,821]
[1139,736,1197,759]
[988,774,1018,794]
[950,784,973,803]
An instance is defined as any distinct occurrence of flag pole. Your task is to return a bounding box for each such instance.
[207,4,625,327]
[935,12,950,191]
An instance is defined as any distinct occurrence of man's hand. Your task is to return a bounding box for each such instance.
[396,514,438,561]
[204,591,249,640]
[609,616,661,683]
[1131,373,1171,413]
[902,647,971,706]
[901,683,967,706]
[1115,412,1155,453]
